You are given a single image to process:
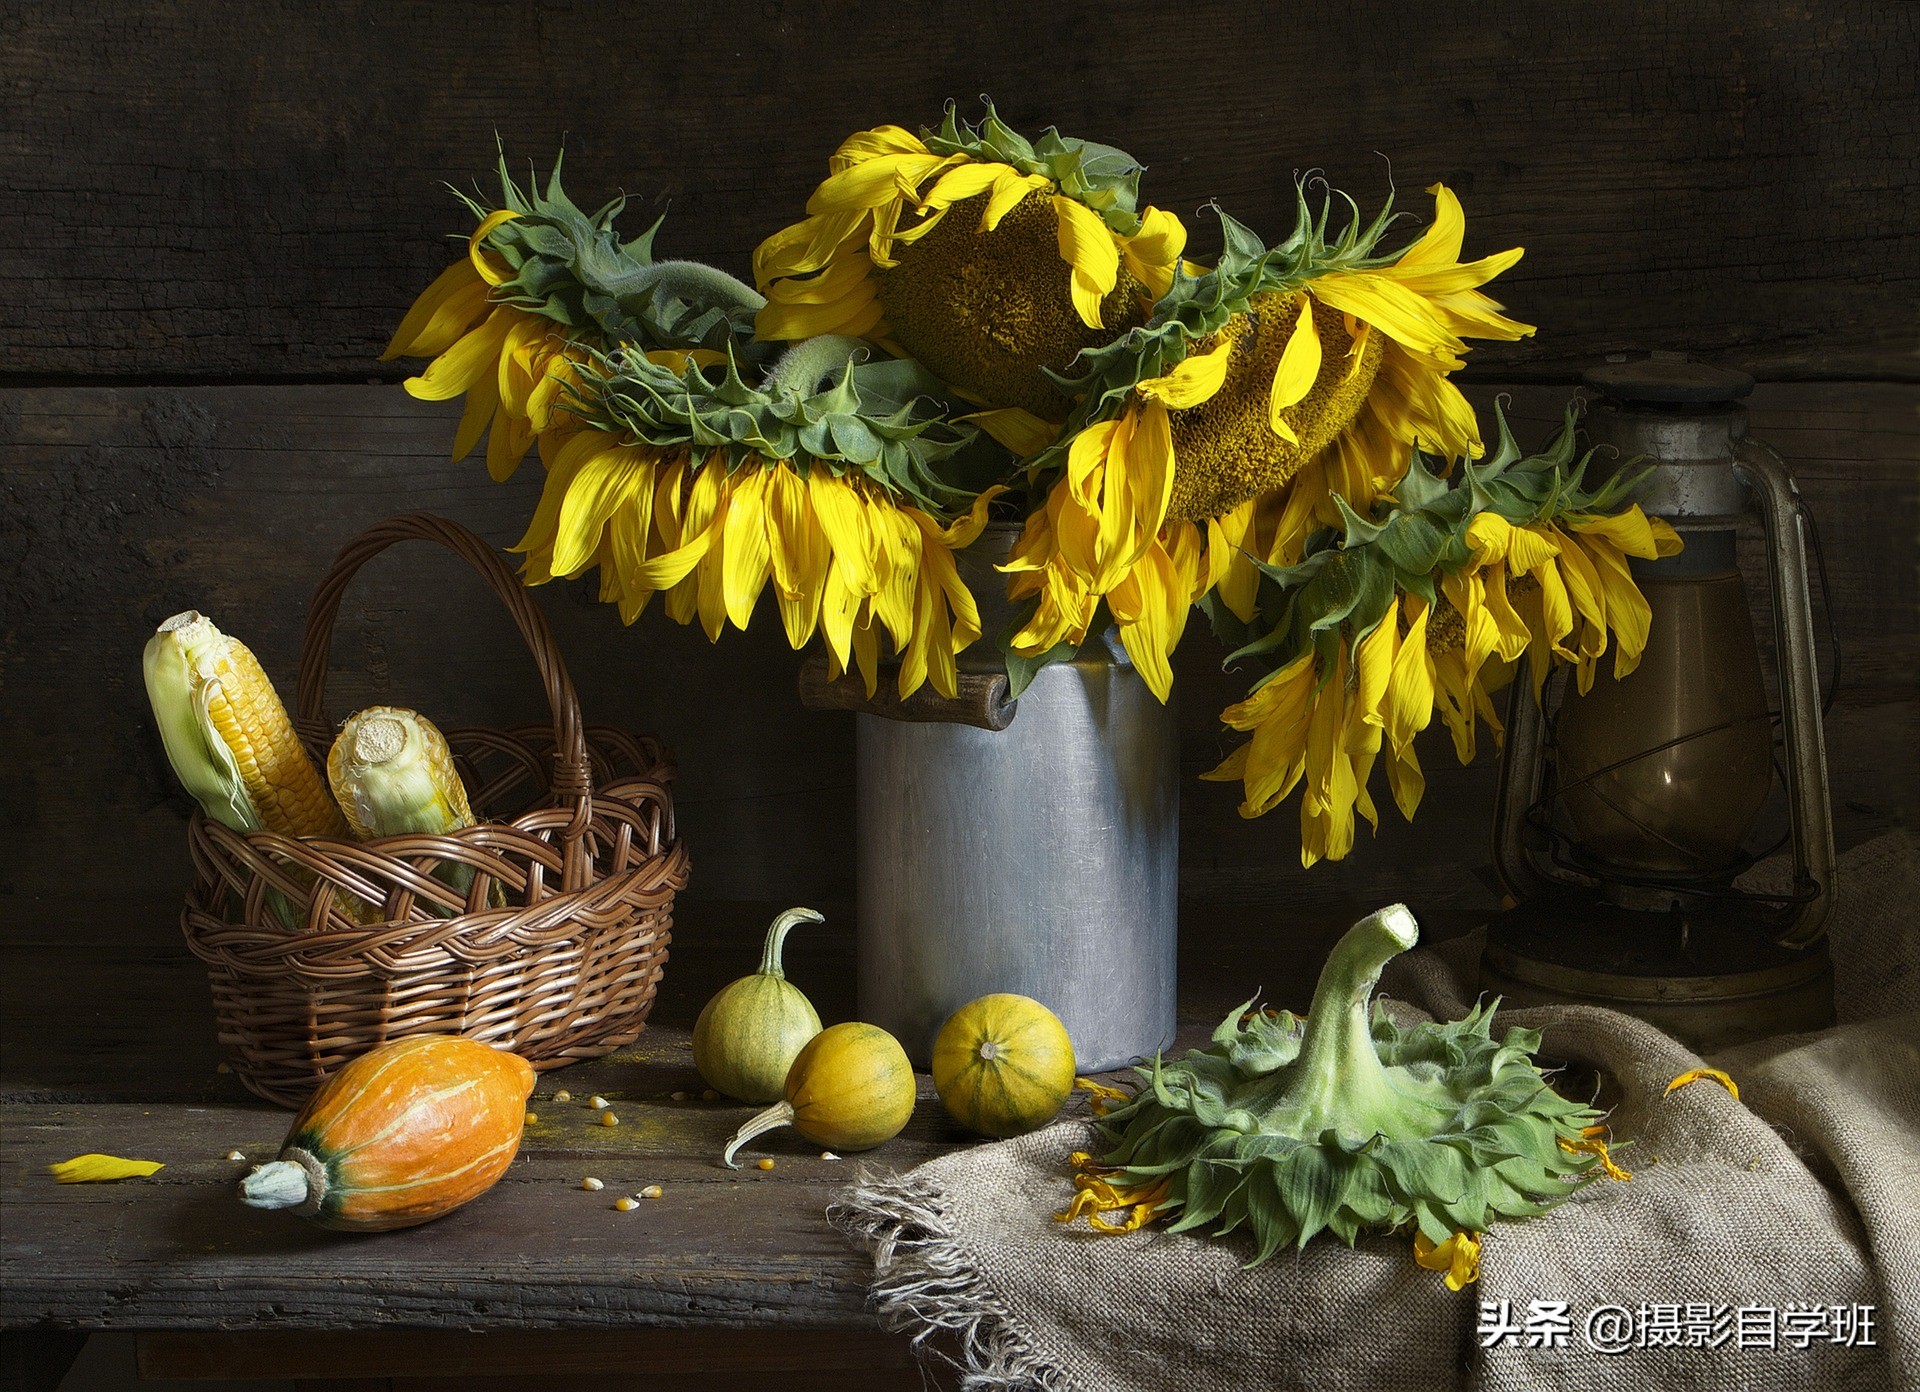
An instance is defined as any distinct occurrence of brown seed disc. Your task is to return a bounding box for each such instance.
[1165,291,1386,522]
[875,191,1148,422]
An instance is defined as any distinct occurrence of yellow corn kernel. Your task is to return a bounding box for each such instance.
[614,1196,638,1211]
[640,1185,663,1199]
[600,1112,619,1127]
[581,1177,603,1191]
[756,1158,775,1171]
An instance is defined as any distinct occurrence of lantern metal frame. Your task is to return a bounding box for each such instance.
[1483,361,1838,1046]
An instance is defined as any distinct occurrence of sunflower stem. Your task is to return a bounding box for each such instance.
[1274,904,1418,1124]
[641,260,766,313]
[757,907,824,978]
[763,335,869,396]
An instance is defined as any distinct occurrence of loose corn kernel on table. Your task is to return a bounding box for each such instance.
[0,897,1426,1389]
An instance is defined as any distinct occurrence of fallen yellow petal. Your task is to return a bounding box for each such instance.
[1558,1131,1633,1182]
[1414,1229,1483,1290]
[1665,1067,1740,1102]
[1074,1076,1131,1116]
[50,1154,164,1183]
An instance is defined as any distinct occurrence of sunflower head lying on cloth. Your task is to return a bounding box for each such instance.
[1201,406,1681,866]
[999,181,1536,700]
[753,103,1188,429]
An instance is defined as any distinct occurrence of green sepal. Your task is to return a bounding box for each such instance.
[921,101,1147,234]
[568,339,986,513]
[456,147,772,366]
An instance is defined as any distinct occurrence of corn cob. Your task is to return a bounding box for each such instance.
[144,612,347,840]
[328,707,476,838]
[329,707,498,910]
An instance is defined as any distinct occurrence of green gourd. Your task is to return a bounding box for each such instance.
[693,907,824,1103]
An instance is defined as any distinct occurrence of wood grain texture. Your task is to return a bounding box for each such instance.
[1,2,1914,381]
[0,382,1912,953]
[137,1328,922,1382]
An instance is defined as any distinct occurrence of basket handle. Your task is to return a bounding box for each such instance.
[295,514,595,842]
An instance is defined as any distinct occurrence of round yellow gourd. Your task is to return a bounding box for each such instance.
[721,1022,915,1168]
[932,993,1077,1138]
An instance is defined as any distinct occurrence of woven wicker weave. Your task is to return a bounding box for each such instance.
[180,513,690,1107]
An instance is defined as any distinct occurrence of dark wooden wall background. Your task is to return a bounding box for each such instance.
[2,4,1915,1046]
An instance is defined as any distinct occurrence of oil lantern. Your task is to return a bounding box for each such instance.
[1482,360,1836,1049]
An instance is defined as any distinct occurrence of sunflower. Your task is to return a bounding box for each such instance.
[1001,183,1533,700]
[753,104,1187,429]
[384,152,768,481]
[513,335,1003,700]
[1201,408,1680,865]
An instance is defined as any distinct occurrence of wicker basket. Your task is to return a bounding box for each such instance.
[180,513,691,1107]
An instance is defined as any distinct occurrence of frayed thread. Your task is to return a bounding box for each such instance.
[830,1170,1070,1392]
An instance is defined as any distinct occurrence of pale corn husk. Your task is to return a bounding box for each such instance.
[328,706,476,839]
[144,611,347,839]
[145,611,356,929]
[329,707,497,910]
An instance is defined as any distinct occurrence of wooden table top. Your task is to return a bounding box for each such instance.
[3,895,1439,1338]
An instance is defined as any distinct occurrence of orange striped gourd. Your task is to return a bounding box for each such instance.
[239,1036,534,1231]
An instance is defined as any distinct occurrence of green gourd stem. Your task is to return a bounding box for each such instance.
[721,1101,796,1169]
[763,335,869,395]
[758,907,825,978]
[1275,903,1419,1122]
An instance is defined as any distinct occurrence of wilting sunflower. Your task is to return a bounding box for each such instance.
[514,336,1004,700]
[1201,407,1680,866]
[753,104,1187,429]
[384,152,769,481]
[1002,183,1534,701]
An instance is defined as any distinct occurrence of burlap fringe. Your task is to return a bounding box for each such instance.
[831,1172,1070,1392]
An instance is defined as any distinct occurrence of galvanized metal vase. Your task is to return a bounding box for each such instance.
[854,526,1178,1072]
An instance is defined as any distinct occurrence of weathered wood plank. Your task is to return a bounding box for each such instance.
[1,382,1911,953]
[137,1328,920,1381]
[0,1092,904,1331]
[0,3,1913,380]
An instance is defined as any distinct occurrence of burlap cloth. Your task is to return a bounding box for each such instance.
[833,832,1920,1390]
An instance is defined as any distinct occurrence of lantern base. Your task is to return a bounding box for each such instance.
[1480,895,1834,1052]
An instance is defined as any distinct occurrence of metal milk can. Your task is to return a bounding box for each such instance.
[850,525,1179,1071]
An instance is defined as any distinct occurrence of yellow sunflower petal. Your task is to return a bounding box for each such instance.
[1267,296,1323,443]
[1137,335,1235,410]
[1053,195,1121,329]
[961,407,1060,457]
[1119,206,1189,300]
[401,309,514,402]
[466,208,521,287]
[50,1154,164,1183]
[382,259,489,361]
[1665,1067,1741,1101]
[1308,271,1461,358]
